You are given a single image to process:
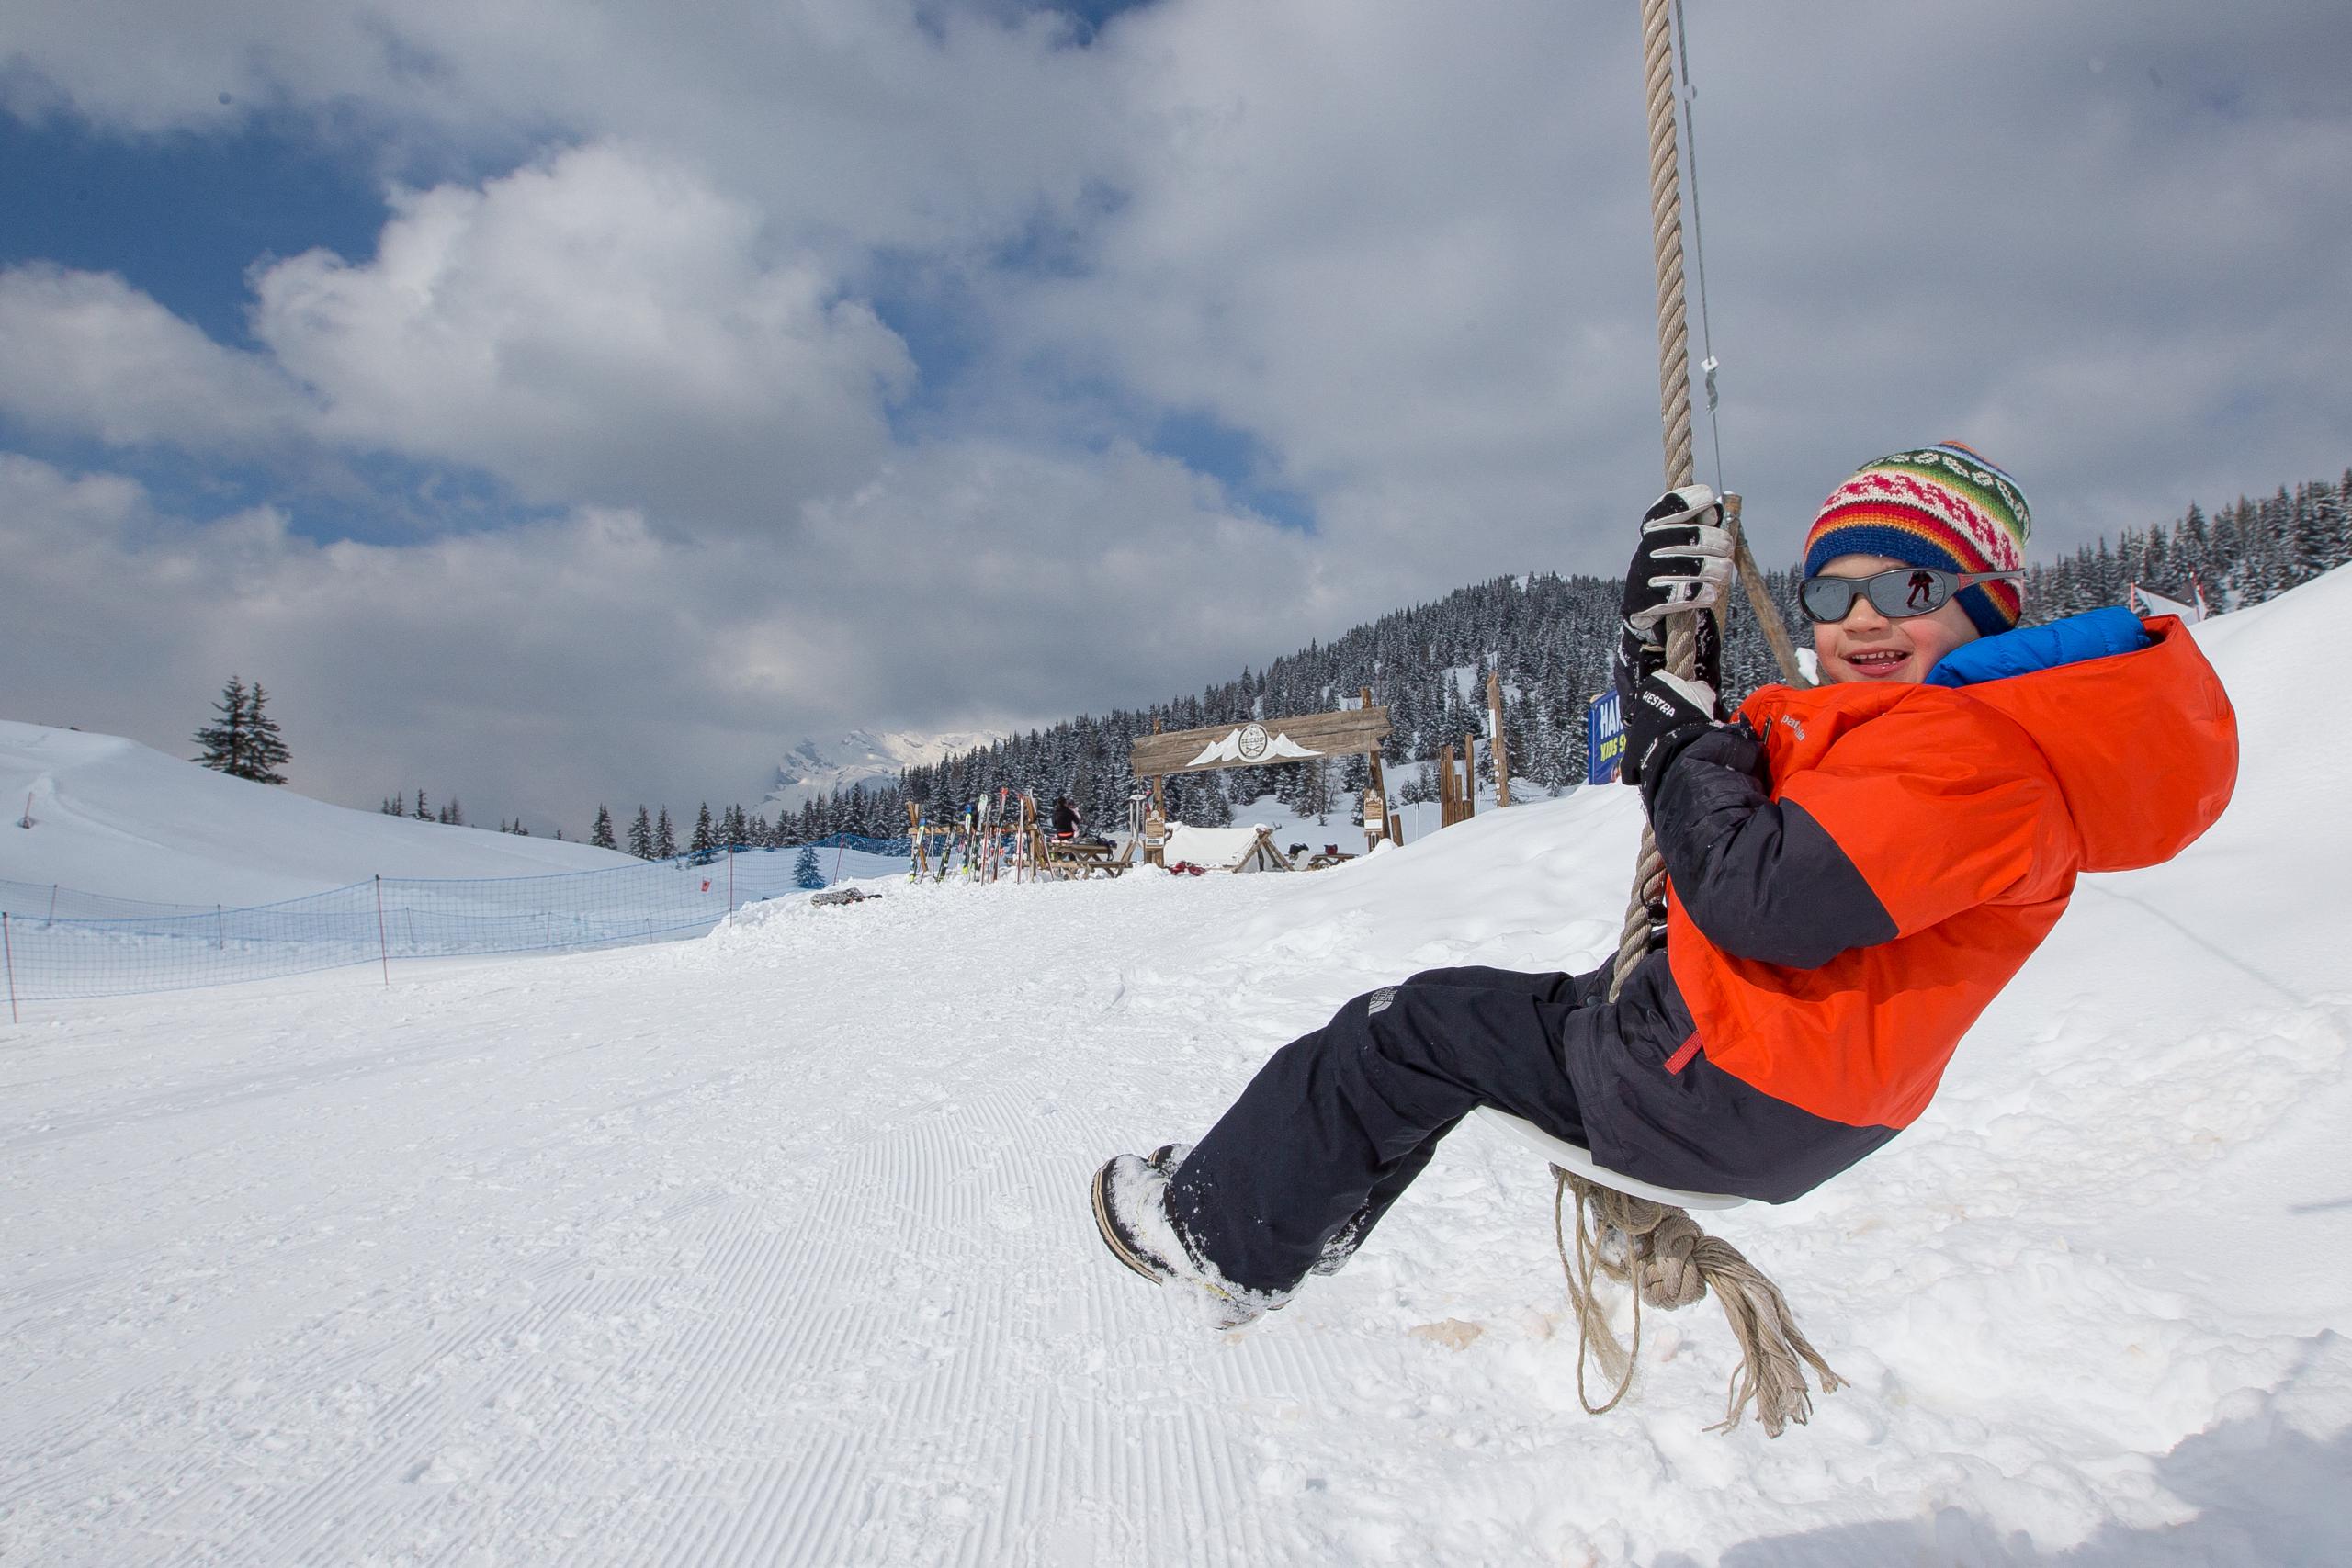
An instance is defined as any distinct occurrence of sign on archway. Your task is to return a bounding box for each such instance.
[1129,698,1396,863]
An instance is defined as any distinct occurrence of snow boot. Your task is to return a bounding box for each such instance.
[1091,1151,1284,1328]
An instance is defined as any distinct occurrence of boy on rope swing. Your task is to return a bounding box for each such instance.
[1091,443,2238,1326]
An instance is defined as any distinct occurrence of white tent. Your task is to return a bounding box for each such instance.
[1159,823,1292,874]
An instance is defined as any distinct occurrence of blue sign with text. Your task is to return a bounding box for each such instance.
[1587,691,1624,784]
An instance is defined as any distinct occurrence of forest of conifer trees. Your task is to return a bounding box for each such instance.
[605,467,2351,852]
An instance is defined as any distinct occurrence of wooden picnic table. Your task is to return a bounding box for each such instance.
[1041,836,1127,877]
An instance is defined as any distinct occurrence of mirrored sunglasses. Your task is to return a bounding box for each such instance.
[1800,567,2024,624]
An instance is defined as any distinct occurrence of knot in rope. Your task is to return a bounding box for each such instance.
[1555,1168,1845,1438]
[1577,1182,1709,1311]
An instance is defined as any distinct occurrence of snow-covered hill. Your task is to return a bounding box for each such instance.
[0,721,635,908]
[3,570,2347,1565]
[765,726,1009,813]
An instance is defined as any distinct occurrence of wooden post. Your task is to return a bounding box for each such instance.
[1463,732,1478,819]
[1361,690,1400,848]
[1723,492,1811,686]
[1146,719,1168,868]
[1147,718,1167,863]
[1487,671,1512,807]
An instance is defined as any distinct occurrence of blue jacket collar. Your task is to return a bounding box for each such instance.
[1924,606,2153,689]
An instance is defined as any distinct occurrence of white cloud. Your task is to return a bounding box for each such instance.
[1,145,919,531]
[1,1,1121,254]
[252,141,916,525]
[0,265,312,446]
[984,0,2352,567]
[0,442,1328,826]
[13,1,2346,570]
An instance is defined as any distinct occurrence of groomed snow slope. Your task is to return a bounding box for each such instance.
[0,721,636,908]
[4,571,2348,1565]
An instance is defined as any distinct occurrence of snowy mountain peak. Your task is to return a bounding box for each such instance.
[765,726,1008,812]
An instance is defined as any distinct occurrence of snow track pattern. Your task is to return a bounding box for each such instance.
[6,736,2352,1566]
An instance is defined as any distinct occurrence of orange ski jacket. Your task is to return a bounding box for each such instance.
[1661,615,2236,1136]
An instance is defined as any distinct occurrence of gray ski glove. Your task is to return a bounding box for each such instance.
[1612,485,1732,714]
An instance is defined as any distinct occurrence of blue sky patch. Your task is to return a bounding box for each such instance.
[0,111,390,351]
[0,409,549,547]
[1151,409,1316,534]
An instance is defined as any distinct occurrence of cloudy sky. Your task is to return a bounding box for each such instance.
[3,0,2346,830]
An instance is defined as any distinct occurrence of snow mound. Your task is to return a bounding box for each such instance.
[0,719,634,908]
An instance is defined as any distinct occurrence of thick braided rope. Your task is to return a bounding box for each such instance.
[1612,0,1696,1009]
[1547,0,1843,1439]
[1642,0,1693,495]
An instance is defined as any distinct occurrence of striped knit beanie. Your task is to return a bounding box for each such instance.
[1803,442,2031,635]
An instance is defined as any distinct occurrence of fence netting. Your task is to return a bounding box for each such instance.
[0,838,910,1006]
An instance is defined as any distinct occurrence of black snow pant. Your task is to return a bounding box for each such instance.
[1163,964,1605,1296]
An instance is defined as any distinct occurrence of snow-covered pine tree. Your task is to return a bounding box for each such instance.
[590,806,616,850]
[414,789,430,820]
[794,844,825,889]
[655,807,677,860]
[193,678,291,784]
[628,807,654,859]
[192,676,249,776]
[2179,502,2211,585]
[2317,477,2352,575]
[2290,481,2334,589]
[243,684,289,784]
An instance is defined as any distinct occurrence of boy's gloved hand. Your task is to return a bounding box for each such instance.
[1621,670,1721,787]
[1612,485,1731,710]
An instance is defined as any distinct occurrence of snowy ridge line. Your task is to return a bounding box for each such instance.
[0,842,912,1004]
